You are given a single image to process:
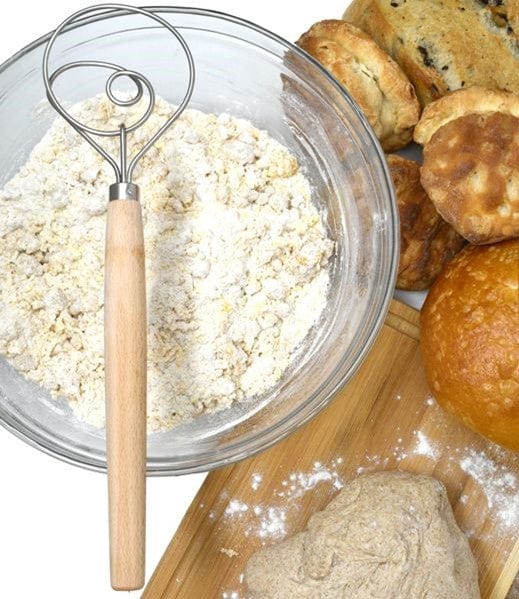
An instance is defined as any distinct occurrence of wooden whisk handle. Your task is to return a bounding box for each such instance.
[105,195,147,591]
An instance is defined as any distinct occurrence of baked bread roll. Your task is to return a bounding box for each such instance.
[387,155,465,290]
[414,87,519,145]
[420,240,519,451]
[344,0,519,106]
[421,112,519,245]
[296,20,420,151]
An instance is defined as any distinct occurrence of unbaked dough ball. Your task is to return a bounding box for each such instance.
[245,471,479,598]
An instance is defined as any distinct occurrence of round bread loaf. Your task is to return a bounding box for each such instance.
[420,240,519,450]
[296,20,420,151]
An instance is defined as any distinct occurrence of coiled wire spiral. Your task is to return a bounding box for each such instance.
[42,4,195,183]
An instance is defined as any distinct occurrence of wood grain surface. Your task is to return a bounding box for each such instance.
[143,300,519,599]
[105,199,147,590]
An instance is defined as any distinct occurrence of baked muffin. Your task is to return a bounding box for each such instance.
[414,87,519,145]
[387,155,465,290]
[296,20,420,151]
[421,112,519,245]
[344,0,519,106]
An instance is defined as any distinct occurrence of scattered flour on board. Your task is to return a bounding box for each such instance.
[276,460,344,500]
[220,547,239,558]
[252,506,287,540]
[220,459,345,543]
[459,448,519,533]
[250,473,263,491]
[413,430,440,459]
[225,500,249,517]
[0,94,333,430]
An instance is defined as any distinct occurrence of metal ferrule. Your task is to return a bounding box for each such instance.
[109,182,139,201]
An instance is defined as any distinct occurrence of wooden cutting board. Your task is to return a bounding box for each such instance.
[143,300,519,599]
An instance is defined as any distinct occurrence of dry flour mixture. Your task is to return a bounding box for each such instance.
[0,95,333,430]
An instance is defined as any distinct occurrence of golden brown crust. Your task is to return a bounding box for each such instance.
[420,240,519,451]
[414,87,519,145]
[344,0,519,107]
[509,2,519,33]
[387,155,466,290]
[421,112,519,245]
[296,20,420,151]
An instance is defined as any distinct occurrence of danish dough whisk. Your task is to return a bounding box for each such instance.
[43,4,195,590]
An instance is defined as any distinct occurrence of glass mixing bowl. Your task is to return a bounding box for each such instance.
[0,8,398,474]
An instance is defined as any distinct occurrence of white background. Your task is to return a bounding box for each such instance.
[0,1,354,598]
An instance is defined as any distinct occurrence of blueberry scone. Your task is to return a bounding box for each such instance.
[344,0,519,106]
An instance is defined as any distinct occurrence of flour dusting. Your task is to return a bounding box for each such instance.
[225,500,249,517]
[250,473,263,491]
[276,460,344,499]
[460,448,519,532]
[0,94,333,430]
[413,430,440,459]
[221,458,345,543]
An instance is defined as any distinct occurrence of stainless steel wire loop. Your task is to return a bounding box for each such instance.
[43,4,195,183]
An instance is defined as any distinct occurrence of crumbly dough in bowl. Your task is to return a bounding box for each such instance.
[0,95,333,431]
